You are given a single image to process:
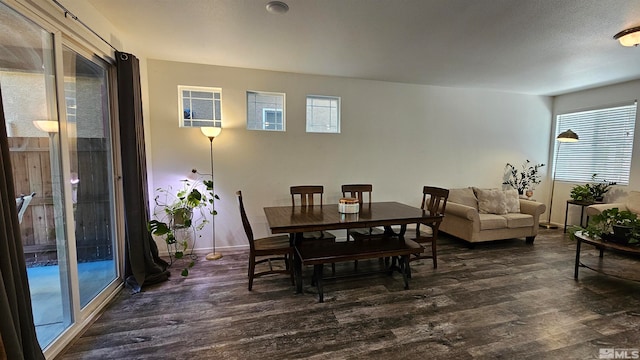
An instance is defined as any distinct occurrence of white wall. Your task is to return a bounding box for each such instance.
[551,79,640,227]
[146,60,552,251]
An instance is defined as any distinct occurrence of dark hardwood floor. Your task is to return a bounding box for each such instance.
[58,229,640,359]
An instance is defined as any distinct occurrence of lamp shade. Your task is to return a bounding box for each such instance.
[614,26,640,47]
[557,129,579,142]
[200,127,222,138]
[33,120,59,133]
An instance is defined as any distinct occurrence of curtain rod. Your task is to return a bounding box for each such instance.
[51,0,119,52]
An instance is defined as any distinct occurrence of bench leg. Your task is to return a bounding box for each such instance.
[314,264,324,303]
[294,254,303,293]
[401,255,410,289]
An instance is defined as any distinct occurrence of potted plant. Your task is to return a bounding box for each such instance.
[570,207,639,245]
[587,174,616,202]
[148,169,218,276]
[570,184,593,202]
[503,160,545,195]
[570,174,617,203]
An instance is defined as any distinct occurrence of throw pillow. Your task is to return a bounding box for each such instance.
[448,187,478,209]
[475,188,508,215]
[503,189,520,213]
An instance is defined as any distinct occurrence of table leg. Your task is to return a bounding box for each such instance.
[293,233,303,294]
[564,201,570,233]
[579,208,585,228]
[574,238,582,279]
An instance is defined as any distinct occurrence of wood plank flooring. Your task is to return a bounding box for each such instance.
[58,229,640,359]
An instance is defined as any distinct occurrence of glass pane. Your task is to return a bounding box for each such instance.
[0,1,71,348]
[62,47,117,308]
[191,99,214,120]
[247,91,285,131]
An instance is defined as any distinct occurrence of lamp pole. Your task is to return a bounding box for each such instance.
[540,129,579,229]
[201,127,222,260]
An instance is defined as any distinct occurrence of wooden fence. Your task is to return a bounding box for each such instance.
[9,136,114,265]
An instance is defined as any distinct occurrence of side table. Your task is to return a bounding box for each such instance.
[564,200,602,233]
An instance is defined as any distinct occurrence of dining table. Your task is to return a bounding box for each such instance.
[263,201,443,301]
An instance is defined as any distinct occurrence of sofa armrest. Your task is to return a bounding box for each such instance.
[519,199,546,217]
[585,203,627,217]
[445,202,479,222]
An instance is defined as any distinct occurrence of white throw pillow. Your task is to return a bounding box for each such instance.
[503,189,521,213]
[475,188,508,215]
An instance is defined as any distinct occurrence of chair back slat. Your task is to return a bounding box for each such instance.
[341,184,373,205]
[421,186,449,216]
[290,185,324,207]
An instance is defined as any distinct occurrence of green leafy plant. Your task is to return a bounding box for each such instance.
[569,207,639,245]
[570,174,616,202]
[503,160,545,195]
[570,184,593,202]
[148,169,219,276]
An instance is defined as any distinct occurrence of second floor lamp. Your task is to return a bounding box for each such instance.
[201,127,222,260]
[540,129,579,229]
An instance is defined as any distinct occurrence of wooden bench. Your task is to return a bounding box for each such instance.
[295,236,423,302]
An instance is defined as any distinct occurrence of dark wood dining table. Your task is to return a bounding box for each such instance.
[263,201,442,299]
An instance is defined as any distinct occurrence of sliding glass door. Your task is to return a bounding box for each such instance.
[62,46,117,308]
[1,1,119,351]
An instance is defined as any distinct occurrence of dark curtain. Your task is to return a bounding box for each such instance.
[117,52,169,292]
[0,88,45,359]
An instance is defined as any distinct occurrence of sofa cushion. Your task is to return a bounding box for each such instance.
[478,213,508,230]
[475,188,508,215]
[503,213,533,228]
[626,191,640,215]
[503,189,520,213]
[449,187,478,209]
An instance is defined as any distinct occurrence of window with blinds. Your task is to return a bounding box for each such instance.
[554,102,637,185]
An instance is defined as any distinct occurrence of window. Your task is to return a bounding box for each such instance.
[178,85,222,127]
[247,91,285,131]
[554,102,637,185]
[306,95,340,133]
[262,108,283,130]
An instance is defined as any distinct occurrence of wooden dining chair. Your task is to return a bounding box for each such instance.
[237,191,294,291]
[342,184,385,241]
[411,186,449,268]
[290,185,337,241]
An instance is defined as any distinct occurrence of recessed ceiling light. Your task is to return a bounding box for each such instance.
[266,1,289,15]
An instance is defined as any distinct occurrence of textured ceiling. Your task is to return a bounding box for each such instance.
[79,0,640,96]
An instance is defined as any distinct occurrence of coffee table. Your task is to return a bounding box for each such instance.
[573,231,640,279]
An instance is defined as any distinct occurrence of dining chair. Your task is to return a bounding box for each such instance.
[290,185,337,241]
[237,190,294,291]
[411,186,449,268]
[342,184,385,241]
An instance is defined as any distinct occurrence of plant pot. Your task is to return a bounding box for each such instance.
[612,224,632,242]
[172,208,193,228]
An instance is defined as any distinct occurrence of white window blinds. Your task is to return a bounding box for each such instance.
[554,102,637,185]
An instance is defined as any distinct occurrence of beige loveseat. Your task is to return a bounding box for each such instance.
[440,187,547,244]
[586,190,640,217]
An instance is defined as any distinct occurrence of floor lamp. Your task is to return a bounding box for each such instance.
[201,126,223,260]
[539,129,579,229]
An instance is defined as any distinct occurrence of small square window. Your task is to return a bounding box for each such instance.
[178,85,222,128]
[247,91,285,131]
[306,95,340,133]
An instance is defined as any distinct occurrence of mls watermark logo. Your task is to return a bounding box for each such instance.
[599,348,640,359]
